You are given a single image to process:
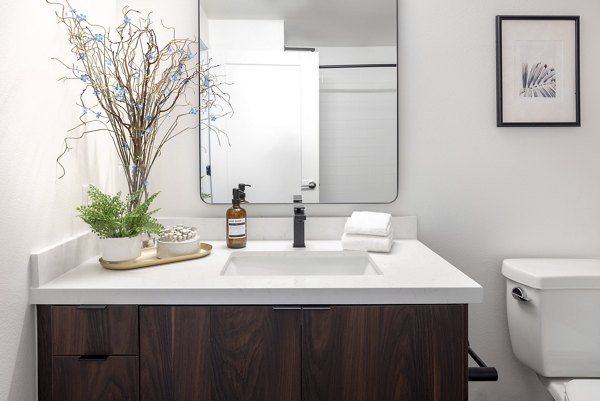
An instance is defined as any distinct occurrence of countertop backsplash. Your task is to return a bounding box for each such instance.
[160,216,417,241]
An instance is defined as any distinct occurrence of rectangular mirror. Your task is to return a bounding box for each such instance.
[199,0,397,204]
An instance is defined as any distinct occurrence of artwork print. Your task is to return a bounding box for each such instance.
[496,16,580,127]
[516,41,560,99]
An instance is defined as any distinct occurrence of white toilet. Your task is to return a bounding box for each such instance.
[502,259,600,401]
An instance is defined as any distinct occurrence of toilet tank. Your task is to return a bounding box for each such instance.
[502,259,600,377]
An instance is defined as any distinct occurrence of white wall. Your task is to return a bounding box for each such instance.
[199,5,209,48]
[208,20,284,52]
[0,1,119,400]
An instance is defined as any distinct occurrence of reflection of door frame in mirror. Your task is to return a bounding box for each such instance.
[204,50,319,204]
[198,0,398,204]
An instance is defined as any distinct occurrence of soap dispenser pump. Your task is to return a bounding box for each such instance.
[226,188,247,248]
[238,183,252,203]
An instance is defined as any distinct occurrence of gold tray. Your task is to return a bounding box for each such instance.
[100,243,212,270]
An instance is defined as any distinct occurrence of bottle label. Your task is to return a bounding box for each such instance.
[228,218,246,238]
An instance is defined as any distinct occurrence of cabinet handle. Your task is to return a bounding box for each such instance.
[79,355,109,361]
[303,306,331,310]
[273,306,332,310]
[77,305,108,310]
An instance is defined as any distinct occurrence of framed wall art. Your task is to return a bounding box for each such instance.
[496,16,580,127]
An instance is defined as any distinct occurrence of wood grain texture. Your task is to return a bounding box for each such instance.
[302,305,467,401]
[37,305,52,401]
[51,305,138,356]
[139,306,301,401]
[52,356,139,401]
[210,306,301,401]
[140,306,211,401]
[42,304,465,401]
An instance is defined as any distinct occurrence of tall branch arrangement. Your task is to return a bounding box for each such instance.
[49,0,232,205]
[199,59,232,148]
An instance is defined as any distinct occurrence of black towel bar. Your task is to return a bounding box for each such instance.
[468,346,498,382]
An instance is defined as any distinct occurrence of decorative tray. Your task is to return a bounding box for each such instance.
[100,243,212,270]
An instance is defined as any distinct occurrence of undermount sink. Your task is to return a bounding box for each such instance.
[221,251,382,276]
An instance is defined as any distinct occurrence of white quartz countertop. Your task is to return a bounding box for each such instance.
[29,239,482,305]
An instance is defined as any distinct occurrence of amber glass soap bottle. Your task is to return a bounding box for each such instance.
[226,188,247,248]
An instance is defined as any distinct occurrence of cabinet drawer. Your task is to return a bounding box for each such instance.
[53,356,139,401]
[51,305,138,355]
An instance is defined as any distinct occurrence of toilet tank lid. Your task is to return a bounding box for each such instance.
[566,380,600,400]
[502,259,600,289]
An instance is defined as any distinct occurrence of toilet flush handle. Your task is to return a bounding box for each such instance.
[511,287,531,303]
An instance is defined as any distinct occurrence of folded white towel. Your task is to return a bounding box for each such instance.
[341,232,394,253]
[344,211,392,237]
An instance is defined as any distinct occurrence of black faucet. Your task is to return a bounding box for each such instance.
[293,195,306,248]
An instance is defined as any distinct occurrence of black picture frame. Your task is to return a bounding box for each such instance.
[496,15,580,127]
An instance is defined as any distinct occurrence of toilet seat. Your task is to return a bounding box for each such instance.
[565,380,600,401]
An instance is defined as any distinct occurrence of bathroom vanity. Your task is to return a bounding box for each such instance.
[38,304,466,401]
[31,232,481,401]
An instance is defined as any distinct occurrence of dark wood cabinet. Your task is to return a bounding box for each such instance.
[302,305,467,401]
[139,306,301,401]
[37,305,139,401]
[39,304,467,401]
[139,306,211,401]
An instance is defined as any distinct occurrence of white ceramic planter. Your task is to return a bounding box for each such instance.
[100,235,142,262]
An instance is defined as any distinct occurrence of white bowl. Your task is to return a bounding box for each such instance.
[156,237,200,259]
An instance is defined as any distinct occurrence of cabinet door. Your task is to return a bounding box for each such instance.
[140,306,301,401]
[302,305,467,401]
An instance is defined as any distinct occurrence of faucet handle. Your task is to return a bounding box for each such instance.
[293,195,305,216]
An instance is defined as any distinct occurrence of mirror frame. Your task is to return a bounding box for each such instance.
[198,0,399,205]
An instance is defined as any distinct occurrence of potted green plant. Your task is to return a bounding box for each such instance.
[77,185,163,262]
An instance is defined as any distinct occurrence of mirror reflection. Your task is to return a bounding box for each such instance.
[199,0,397,204]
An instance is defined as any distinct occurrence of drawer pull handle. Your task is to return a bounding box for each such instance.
[273,306,302,310]
[79,355,109,361]
[303,306,331,310]
[77,305,108,310]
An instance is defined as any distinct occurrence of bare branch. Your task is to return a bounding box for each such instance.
[48,0,233,203]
